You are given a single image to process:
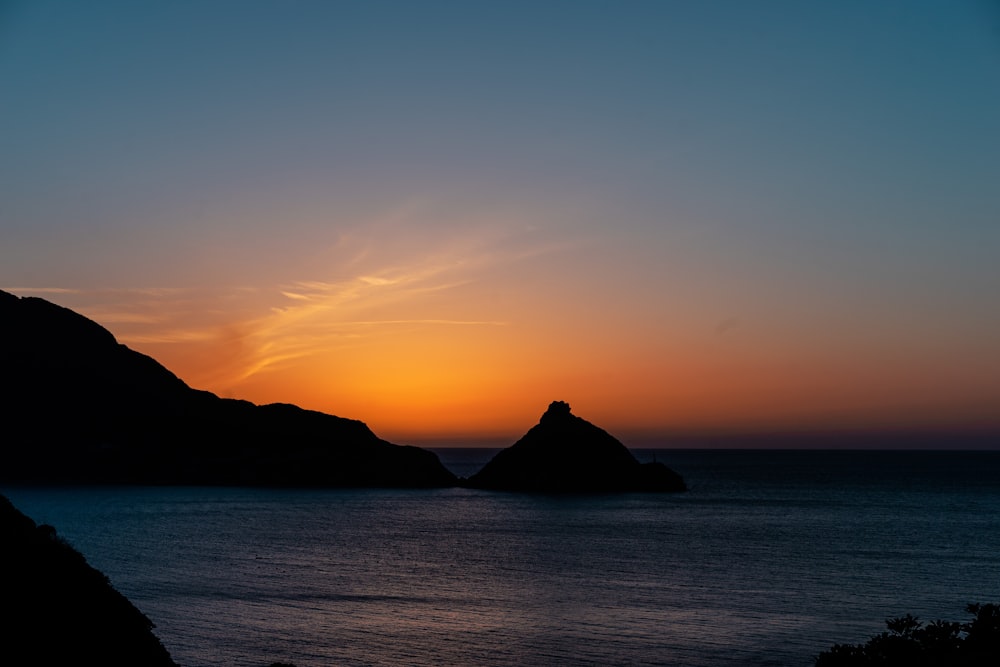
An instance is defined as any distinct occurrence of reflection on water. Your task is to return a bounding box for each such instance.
[5,450,1000,666]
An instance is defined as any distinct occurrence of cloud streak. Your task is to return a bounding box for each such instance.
[23,221,569,394]
[2,286,82,294]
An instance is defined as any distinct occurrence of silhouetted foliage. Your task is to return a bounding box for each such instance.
[815,604,1000,666]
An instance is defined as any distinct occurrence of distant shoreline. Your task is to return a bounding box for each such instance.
[422,436,1000,450]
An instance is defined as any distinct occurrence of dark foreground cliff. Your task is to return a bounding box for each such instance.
[467,401,687,492]
[0,290,456,487]
[0,493,178,666]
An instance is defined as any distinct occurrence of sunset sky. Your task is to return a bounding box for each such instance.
[2,1,999,446]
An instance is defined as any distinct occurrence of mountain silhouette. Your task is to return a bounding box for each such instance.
[467,401,687,492]
[0,290,456,487]
[0,493,178,665]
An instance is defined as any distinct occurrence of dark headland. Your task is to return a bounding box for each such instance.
[1,290,686,492]
[0,289,456,487]
[0,493,178,666]
[467,400,687,492]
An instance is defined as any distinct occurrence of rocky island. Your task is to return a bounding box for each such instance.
[467,401,687,492]
[0,290,456,488]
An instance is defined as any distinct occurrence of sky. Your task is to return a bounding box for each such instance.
[2,1,999,446]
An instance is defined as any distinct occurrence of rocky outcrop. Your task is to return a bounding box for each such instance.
[0,493,178,666]
[0,290,456,487]
[467,401,686,492]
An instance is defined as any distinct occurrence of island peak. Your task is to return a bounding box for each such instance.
[467,401,686,493]
[541,400,573,421]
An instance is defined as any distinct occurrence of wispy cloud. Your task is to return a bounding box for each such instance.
[2,286,82,294]
[359,276,397,286]
[208,223,565,385]
[79,310,168,325]
[8,214,575,393]
[118,329,223,344]
[344,319,508,326]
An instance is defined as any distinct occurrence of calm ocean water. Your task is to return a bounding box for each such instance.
[5,449,1000,667]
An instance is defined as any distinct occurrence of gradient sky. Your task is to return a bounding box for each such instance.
[2,1,999,446]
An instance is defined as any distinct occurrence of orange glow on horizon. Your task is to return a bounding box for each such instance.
[135,314,1000,446]
[15,206,999,447]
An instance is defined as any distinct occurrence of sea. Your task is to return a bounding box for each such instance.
[4,449,1000,667]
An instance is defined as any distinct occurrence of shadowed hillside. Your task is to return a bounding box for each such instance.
[0,290,456,487]
[467,401,687,492]
[0,493,178,666]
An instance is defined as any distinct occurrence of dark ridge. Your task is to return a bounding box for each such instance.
[0,493,178,666]
[466,401,687,492]
[0,289,456,487]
